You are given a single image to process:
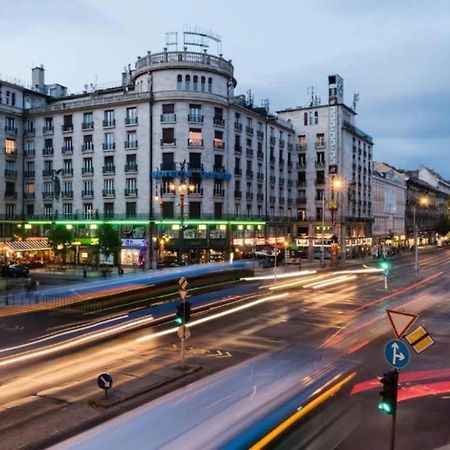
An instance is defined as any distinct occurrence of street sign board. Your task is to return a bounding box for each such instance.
[179,289,187,301]
[384,339,410,369]
[386,309,418,339]
[178,277,188,290]
[405,326,435,354]
[97,373,113,391]
[177,326,191,340]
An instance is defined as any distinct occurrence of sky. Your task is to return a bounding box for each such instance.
[2,0,450,179]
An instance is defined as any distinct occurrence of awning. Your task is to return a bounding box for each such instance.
[0,239,51,252]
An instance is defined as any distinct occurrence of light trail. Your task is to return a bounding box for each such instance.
[249,371,356,449]
[337,268,384,274]
[268,274,326,291]
[241,270,317,281]
[136,292,289,343]
[303,275,357,289]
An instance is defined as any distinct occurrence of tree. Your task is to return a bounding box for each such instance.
[435,215,450,236]
[47,225,74,264]
[97,224,121,265]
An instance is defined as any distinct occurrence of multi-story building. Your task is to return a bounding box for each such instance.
[278,75,374,260]
[0,43,297,267]
[371,162,406,247]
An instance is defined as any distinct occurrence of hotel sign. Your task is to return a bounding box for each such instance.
[329,105,338,166]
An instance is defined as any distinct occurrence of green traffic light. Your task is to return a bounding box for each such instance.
[175,316,183,325]
[378,401,392,414]
[380,261,390,270]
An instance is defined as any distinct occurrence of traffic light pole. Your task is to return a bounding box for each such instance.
[390,401,397,450]
[180,295,186,369]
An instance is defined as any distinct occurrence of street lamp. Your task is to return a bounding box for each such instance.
[413,195,429,275]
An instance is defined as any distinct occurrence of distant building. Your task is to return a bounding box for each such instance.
[371,162,406,246]
[278,75,374,260]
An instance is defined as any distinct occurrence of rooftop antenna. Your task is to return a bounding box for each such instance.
[246,89,254,107]
[166,32,178,51]
[183,26,222,54]
[353,92,360,112]
[261,98,270,113]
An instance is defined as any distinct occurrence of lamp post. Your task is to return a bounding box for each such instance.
[413,196,429,275]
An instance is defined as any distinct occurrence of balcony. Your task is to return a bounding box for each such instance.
[246,126,254,135]
[269,156,276,165]
[257,130,264,140]
[161,163,176,170]
[297,180,307,187]
[4,169,17,178]
[246,169,253,178]
[287,143,293,151]
[82,122,94,131]
[43,126,54,135]
[213,139,225,150]
[23,192,35,200]
[3,190,16,200]
[246,192,254,201]
[103,142,116,150]
[297,197,307,205]
[234,167,242,176]
[279,197,285,204]
[234,122,242,131]
[256,173,264,181]
[213,117,225,127]
[257,193,264,202]
[287,198,293,206]
[161,139,176,147]
[43,170,53,177]
[213,188,225,197]
[102,189,116,197]
[279,140,285,148]
[62,125,73,133]
[62,145,73,155]
[297,161,306,169]
[279,159,285,166]
[5,125,18,135]
[246,148,254,158]
[257,151,264,160]
[315,161,325,168]
[82,190,94,198]
[124,163,138,173]
[24,171,35,178]
[315,142,326,149]
[125,140,138,149]
[62,190,73,199]
[287,161,293,169]
[125,117,138,126]
[82,143,94,153]
[213,165,226,173]
[160,113,176,123]
[4,148,17,157]
[82,167,94,176]
[270,136,276,145]
[62,168,73,176]
[188,187,204,196]
[270,175,276,184]
[279,177,285,185]
[24,149,35,157]
[103,119,116,128]
[269,196,276,204]
[299,143,307,151]
[287,179,293,187]
[24,128,35,136]
[315,178,326,185]
[188,114,203,123]
[234,191,242,199]
[103,165,116,174]
[42,192,54,199]
[124,188,138,197]
[234,144,242,154]
[188,163,202,172]
[188,138,203,148]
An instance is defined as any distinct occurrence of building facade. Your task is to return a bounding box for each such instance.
[278,75,374,260]
[0,46,299,266]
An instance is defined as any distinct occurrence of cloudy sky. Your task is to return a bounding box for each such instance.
[3,0,450,178]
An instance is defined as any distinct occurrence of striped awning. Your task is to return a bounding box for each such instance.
[0,239,51,251]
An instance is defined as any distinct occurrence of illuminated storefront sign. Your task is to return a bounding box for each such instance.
[329,105,337,166]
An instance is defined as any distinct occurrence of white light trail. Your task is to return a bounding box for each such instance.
[268,274,326,291]
[241,270,317,281]
[303,275,357,289]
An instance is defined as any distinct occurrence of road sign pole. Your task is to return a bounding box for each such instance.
[384,274,388,290]
[180,326,186,368]
[390,401,397,450]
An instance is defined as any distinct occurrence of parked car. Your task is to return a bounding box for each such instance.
[6,264,30,277]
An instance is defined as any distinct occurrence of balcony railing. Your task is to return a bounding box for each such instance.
[188,188,204,196]
[62,146,73,155]
[62,125,73,133]
[256,173,264,180]
[213,117,225,126]
[315,142,326,149]
[103,119,116,128]
[42,147,53,156]
[234,144,242,154]
[124,188,138,196]
[299,143,307,151]
[125,117,138,125]
[279,140,285,148]
[188,138,203,148]
[234,191,242,199]
[5,126,18,135]
[82,143,94,152]
[4,169,17,177]
[246,126,254,135]
[124,163,138,172]
[43,126,54,135]
[270,136,276,145]
[270,156,276,165]
[270,175,276,184]
[23,192,35,200]
[24,171,35,178]
[43,170,53,177]
[42,192,54,199]
[246,148,253,158]
[234,122,242,131]
[257,130,264,139]
[246,192,254,201]
[287,143,293,151]
[125,140,138,149]
[62,190,73,198]
[103,142,116,150]
[81,167,94,175]
[82,190,94,197]
[297,198,307,205]
[234,167,242,176]
[297,180,307,186]
[161,139,176,147]
[24,149,35,157]
[213,188,225,197]
[257,193,264,202]
[188,114,203,123]
[102,189,116,197]
[103,165,116,174]
[315,179,325,185]
[82,122,94,130]
[161,163,176,170]
[24,128,35,136]
[62,168,73,176]
[213,165,226,173]
[160,113,176,123]
[315,161,325,168]
[246,170,253,178]
[257,151,264,160]
[213,139,225,150]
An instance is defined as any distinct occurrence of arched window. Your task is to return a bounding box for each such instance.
[314,111,318,125]
[185,75,191,90]
[177,75,182,90]
[304,112,308,126]
[208,77,212,93]
[201,76,206,92]
[309,112,313,125]
[193,75,198,91]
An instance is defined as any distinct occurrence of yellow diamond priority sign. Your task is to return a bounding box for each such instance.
[178,277,188,290]
[405,326,435,354]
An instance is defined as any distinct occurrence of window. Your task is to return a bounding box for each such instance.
[316,133,325,147]
[104,110,115,127]
[298,208,306,221]
[161,202,174,219]
[189,202,201,219]
[63,159,73,173]
[316,151,325,165]
[188,128,202,147]
[11,92,16,106]
[104,132,115,148]
[104,203,114,218]
[63,136,72,151]
[5,139,16,154]
[63,181,72,196]
[44,117,53,131]
[314,111,319,125]
[126,178,137,192]
[126,107,137,122]
[63,203,73,218]
[126,131,137,147]
[316,189,324,200]
[304,112,308,126]
[44,204,53,218]
[104,179,115,193]
[26,205,34,217]
[208,77,212,93]
[83,179,93,193]
[185,75,191,90]
[44,181,53,195]
[5,182,15,196]
[189,153,201,169]
[83,157,93,173]
[214,202,223,219]
[162,153,175,170]
[63,115,73,131]
[193,75,198,91]
[316,207,323,221]
[201,76,206,92]
[177,75,182,90]
[83,203,94,218]
[214,107,223,119]
[5,117,15,131]
[189,104,202,121]
[83,112,93,128]
[162,128,175,145]
[162,104,174,114]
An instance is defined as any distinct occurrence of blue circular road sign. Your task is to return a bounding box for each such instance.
[97,373,113,391]
[384,339,410,369]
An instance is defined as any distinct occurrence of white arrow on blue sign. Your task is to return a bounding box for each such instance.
[384,339,410,369]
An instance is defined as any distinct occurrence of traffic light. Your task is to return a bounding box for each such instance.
[175,304,184,325]
[185,301,192,323]
[379,259,391,276]
[378,370,398,415]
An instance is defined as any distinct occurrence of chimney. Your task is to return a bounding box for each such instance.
[32,65,45,93]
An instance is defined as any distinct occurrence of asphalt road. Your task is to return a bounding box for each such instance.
[0,248,448,449]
